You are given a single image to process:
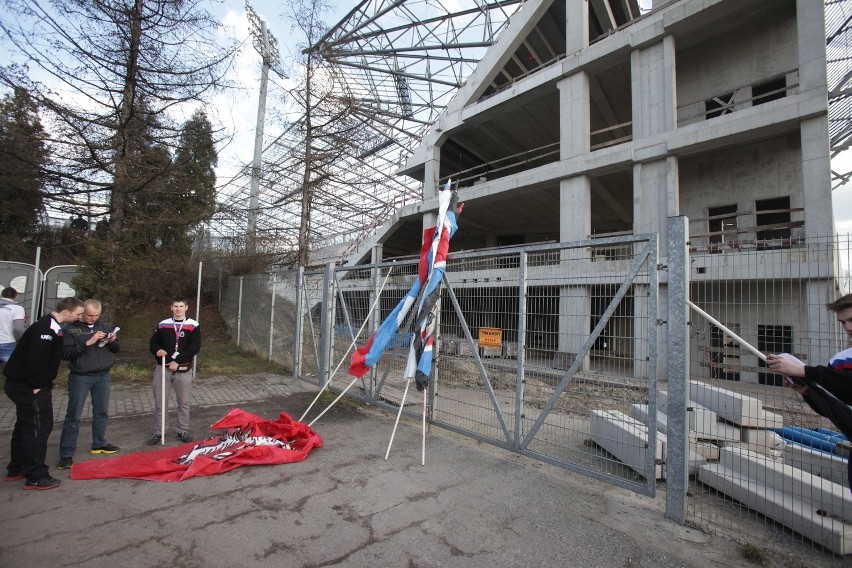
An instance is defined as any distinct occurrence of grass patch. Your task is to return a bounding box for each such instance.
[51,302,293,388]
[194,341,291,379]
[741,543,768,566]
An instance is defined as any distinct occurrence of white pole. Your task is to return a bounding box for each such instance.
[385,379,412,460]
[687,300,766,362]
[299,268,393,422]
[307,376,359,428]
[31,246,41,319]
[421,387,427,466]
[161,356,166,445]
[194,261,202,379]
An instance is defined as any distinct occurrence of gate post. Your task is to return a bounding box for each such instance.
[318,262,335,388]
[665,216,690,523]
[236,276,243,346]
[294,267,304,379]
[514,249,528,448]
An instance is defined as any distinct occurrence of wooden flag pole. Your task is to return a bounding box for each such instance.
[307,375,359,428]
[385,379,412,460]
[299,268,393,423]
[160,356,166,445]
[687,300,766,362]
[421,387,427,466]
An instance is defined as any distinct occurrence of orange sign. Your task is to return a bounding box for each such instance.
[479,327,502,348]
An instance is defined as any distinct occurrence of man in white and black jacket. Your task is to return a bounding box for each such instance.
[147,296,201,445]
[767,293,852,492]
[57,299,121,470]
[3,297,84,490]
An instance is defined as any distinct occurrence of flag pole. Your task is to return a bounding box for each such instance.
[687,300,766,362]
[307,375,359,428]
[160,356,166,445]
[421,387,427,466]
[385,379,412,460]
[299,268,393,423]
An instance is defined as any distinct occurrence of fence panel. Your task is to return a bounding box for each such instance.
[685,234,852,557]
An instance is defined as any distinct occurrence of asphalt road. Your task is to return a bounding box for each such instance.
[0,384,804,568]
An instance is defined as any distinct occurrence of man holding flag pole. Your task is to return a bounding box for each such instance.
[146,297,201,445]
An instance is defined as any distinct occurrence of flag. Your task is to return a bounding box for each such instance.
[70,408,323,482]
[349,181,462,392]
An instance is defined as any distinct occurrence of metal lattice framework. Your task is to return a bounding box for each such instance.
[828,0,852,189]
[208,0,525,262]
[208,0,852,263]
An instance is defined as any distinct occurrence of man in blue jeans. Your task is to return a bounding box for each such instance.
[57,299,120,470]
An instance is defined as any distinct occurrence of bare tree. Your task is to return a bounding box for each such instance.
[0,0,238,231]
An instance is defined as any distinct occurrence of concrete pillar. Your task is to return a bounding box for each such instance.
[558,71,591,160]
[801,117,833,238]
[566,0,589,55]
[796,0,828,93]
[558,176,591,366]
[631,35,676,140]
[422,144,441,200]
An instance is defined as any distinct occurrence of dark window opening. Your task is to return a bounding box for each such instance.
[758,325,793,386]
[708,204,738,246]
[753,77,787,106]
[705,92,734,119]
[756,196,791,243]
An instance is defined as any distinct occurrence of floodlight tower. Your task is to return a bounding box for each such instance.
[246,2,285,254]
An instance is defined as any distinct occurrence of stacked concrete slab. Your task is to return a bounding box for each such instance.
[589,409,709,479]
[699,447,852,555]
[589,409,665,480]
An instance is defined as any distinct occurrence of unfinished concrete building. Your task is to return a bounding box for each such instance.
[344,0,834,386]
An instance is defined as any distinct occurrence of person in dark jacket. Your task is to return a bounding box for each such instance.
[767,293,852,491]
[146,296,201,445]
[56,299,120,470]
[3,297,84,490]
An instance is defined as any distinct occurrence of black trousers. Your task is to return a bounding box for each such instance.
[4,381,53,481]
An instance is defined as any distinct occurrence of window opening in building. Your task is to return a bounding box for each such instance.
[708,204,738,247]
[705,92,734,119]
[758,324,793,386]
[752,77,787,106]
[755,196,791,245]
[709,326,740,381]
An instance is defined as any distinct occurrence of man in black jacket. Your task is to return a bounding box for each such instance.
[767,293,852,491]
[3,297,84,490]
[57,299,120,470]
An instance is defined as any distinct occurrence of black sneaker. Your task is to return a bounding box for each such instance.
[24,477,61,490]
[146,433,163,446]
[176,432,191,443]
[5,472,23,482]
[90,443,120,454]
[57,458,73,470]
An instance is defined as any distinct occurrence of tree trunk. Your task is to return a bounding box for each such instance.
[110,0,144,236]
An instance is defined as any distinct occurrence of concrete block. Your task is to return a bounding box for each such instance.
[698,447,852,554]
[785,443,850,488]
[689,381,783,428]
[590,409,665,480]
[692,441,720,461]
[720,446,852,521]
[657,391,740,441]
[630,404,715,465]
[698,463,852,555]
[741,428,786,458]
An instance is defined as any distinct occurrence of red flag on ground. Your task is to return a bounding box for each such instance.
[71,408,323,482]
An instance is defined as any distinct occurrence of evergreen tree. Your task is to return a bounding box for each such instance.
[0,88,48,256]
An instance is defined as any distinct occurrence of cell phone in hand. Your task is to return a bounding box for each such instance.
[98,327,120,347]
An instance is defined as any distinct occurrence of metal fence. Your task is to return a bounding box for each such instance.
[219,223,852,563]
